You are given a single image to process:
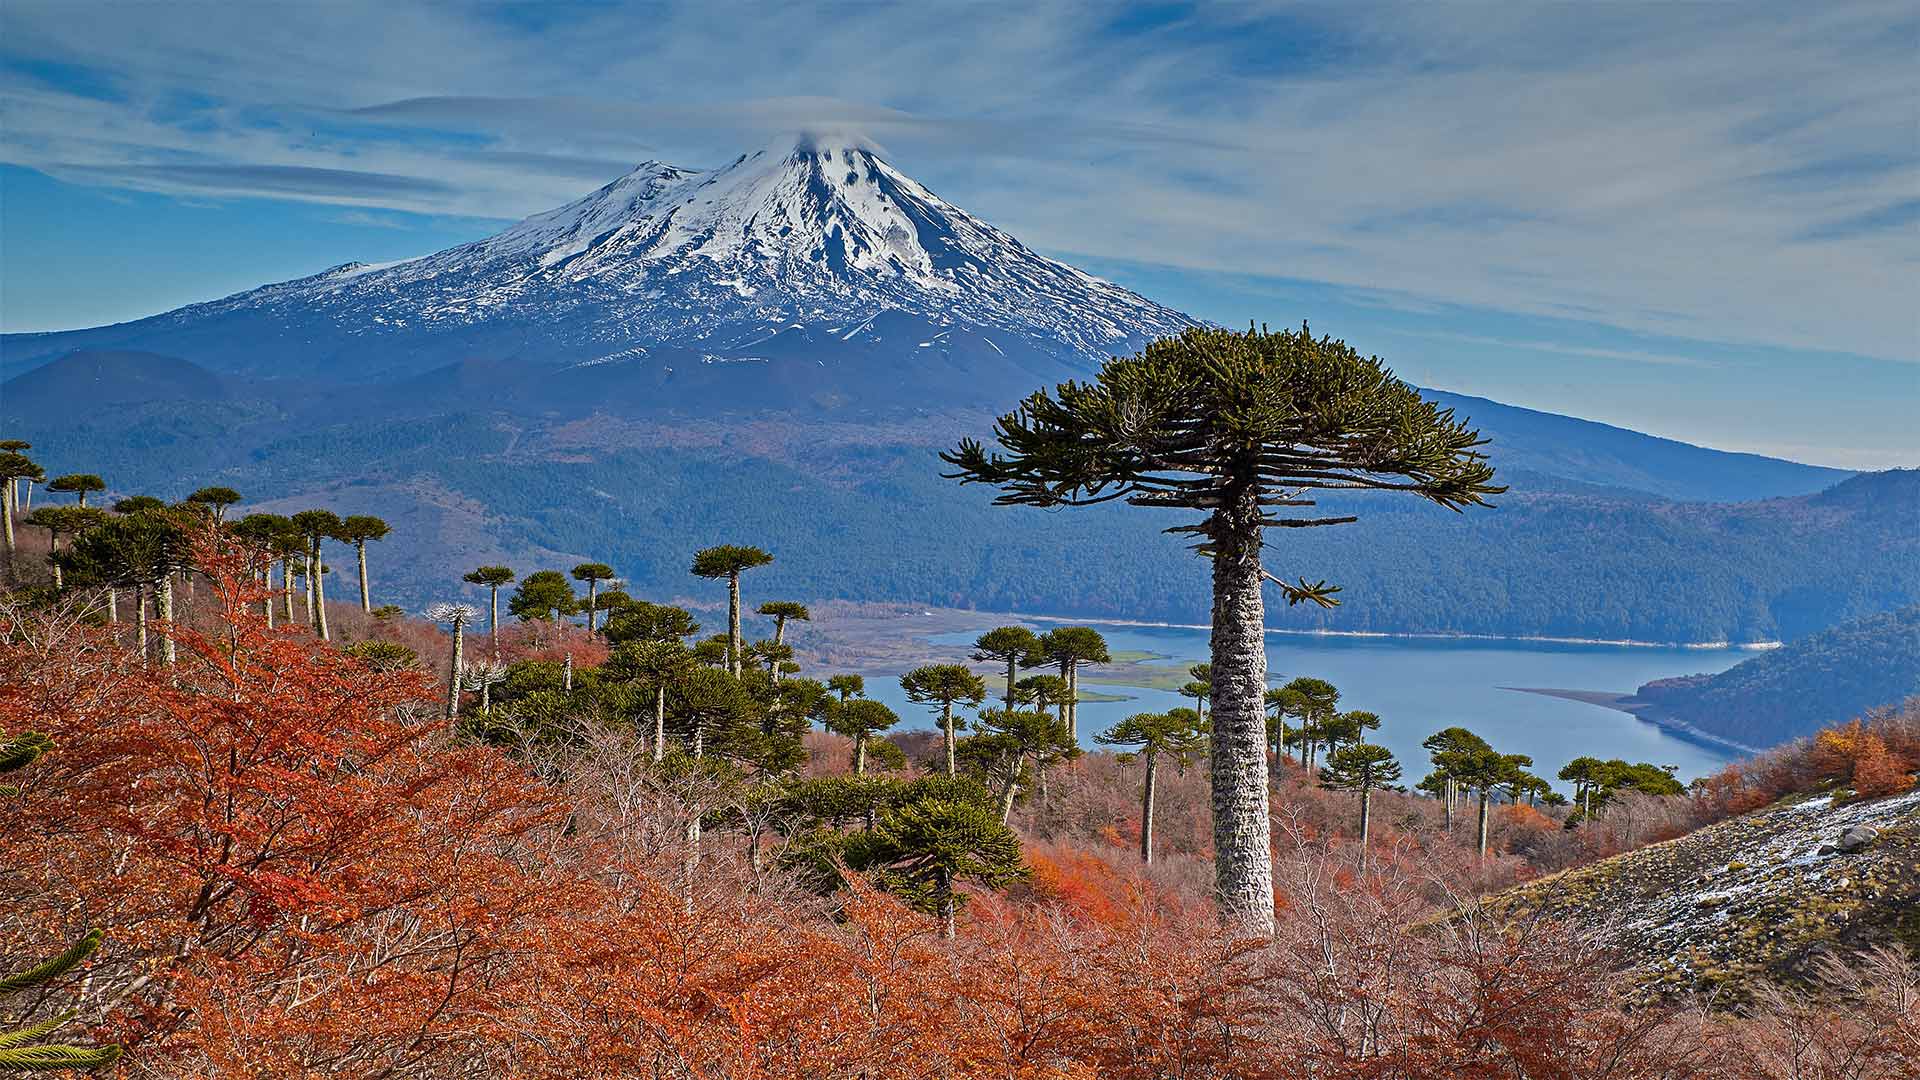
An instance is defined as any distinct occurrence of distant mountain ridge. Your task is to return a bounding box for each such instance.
[0,136,1904,644]
[1421,389,1853,502]
[4,346,1913,645]
[1,135,1197,406]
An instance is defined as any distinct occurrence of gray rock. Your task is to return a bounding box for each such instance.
[1835,826,1880,853]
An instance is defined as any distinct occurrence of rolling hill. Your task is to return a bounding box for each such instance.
[1631,604,1920,747]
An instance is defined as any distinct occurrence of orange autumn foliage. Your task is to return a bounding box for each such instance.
[1,529,1915,1078]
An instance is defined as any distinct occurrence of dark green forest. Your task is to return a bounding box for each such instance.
[10,397,1917,644]
[1634,605,1920,746]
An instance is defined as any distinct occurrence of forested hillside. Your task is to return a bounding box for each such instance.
[6,378,1912,644]
[1633,605,1920,747]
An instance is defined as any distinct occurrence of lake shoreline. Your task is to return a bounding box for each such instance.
[1501,685,1764,756]
[1016,612,1783,652]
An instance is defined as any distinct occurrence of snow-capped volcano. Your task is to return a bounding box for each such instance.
[6,135,1197,407]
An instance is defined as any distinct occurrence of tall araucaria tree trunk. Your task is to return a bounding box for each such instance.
[355,540,372,613]
[1207,482,1275,936]
[107,586,119,626]
[490,586,502,659]
[134,583,148,664]
[0,481,12,559]
[727,570,742,678]
[854,733,867,777]
[1141,746,1159,864]
[446,619,465,724]
[942,700,957,778]
[158,575,177,667]
[1065,659,1080,741]
[938,868,956,940]
[652,684,667,763]
[998,751,1024,824]
[282,558,297,625]
[304,549,317,626]
[312,545,330,641]
[1477,789,1491,858]
[1359,779,1374,853]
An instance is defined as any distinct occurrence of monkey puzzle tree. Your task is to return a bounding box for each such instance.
[605,639,694,760]
[229,512,292,624]
[1098,708,1209,864]
[901,663,988,777]
[1271,676,1341,770]
[508,570,577,647]
[424,602,479,724]
[1321,743,1402,860]
[1037,626,1109,740]
[337,514,391,612]
[0,729,122,1072]
[857,797,1024,939]
[47,473,106,508]
[24,507,101,589]
[1438,745,1533,859]
[57,510,187,665]
[943,324,1500,933]
[570,562,616,631]
[827,698,901,777]
[826,673,865,702]
[757,600,810,646]
[1014,673,1071,725]
[185,485,242,522]
[289,509,344,640]
[971,626,1042,710]
[0,450,44,558]
[462,565,516,655]
[691,545,774,678]
[1320,709,1381,756]
[1422,726,1491,834]
[1560,757,1684,820]
[964,707,1073,824]
[603,599,700,647]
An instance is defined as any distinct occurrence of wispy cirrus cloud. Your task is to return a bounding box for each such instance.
[0,0,1914,370]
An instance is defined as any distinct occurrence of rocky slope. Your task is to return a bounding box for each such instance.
[1490,787,1920,1000]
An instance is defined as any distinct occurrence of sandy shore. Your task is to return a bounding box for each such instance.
[1501,686,1762,755]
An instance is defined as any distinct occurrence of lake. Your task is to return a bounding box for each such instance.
[857,621,1755,790]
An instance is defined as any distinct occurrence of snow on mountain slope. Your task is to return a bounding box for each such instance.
[5,135,1196,395]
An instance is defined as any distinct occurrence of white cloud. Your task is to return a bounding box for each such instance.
[0,0,1914,363]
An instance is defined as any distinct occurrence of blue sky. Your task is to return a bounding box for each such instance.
[1,1,1914,468]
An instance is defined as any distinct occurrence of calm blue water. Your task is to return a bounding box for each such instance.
[858,621,1750,790]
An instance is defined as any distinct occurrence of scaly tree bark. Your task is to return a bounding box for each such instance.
[943,324,1500,935]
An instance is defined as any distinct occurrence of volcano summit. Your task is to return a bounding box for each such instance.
[4,136,1197,409]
